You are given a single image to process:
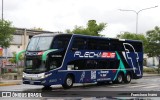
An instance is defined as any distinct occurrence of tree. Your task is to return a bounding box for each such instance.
[117,32,148,53]
[146,26,160,73]
[9,52,23,64]
[66,20,106,36]
[9,52,24,74]
[0,19,15,48]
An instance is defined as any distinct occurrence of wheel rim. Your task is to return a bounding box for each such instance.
[66,77,72,86]
[127,74,131,82]
[118,75,122,83]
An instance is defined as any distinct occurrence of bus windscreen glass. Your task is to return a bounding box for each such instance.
[27,37,53,51]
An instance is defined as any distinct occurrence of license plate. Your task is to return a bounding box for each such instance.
[30,81,34,84]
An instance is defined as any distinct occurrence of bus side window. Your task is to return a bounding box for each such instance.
[110,40,124,51]
[87,39,109,50]
[97,40,110,50]
[87,39,97,50]
[109,60,120,69]
[52,36,71,49]
[86,60,97,69]
[67,60,85,70]
[98,60,110,69]
[71,37,86,51]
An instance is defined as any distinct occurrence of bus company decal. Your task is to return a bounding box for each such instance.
[123,43,141,76]
[91,71,96,79]
[113,51,127,81]
[101,52,115,58]
[74,51,115,58]
[74,51,101,58]
[99,71,109,77]
[79,71,85,82]
[49,79,57,83]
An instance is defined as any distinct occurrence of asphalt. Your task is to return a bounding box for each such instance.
[0,73,159,86]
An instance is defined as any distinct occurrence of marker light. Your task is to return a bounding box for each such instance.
[38,52,43,55]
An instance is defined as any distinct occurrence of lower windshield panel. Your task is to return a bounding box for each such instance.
[24,57,46,74]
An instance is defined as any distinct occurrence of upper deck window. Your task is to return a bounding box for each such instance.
[72,37,87,50]
[27,36,53,51]
[52,35,71,49]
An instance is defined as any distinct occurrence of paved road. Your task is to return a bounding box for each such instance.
[0,76,160,99]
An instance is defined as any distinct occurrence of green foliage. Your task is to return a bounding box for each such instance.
[9,52,24,64]
[0,19,15,48]
[143,67,157,74]
[66,20,107,36]
[117,32,148,53]
[146,26,160,57]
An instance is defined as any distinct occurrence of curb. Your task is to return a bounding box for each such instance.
[0,81,22,86]
[0,83,21,86]
[143,74,160,77]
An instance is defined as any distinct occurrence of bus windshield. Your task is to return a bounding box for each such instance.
[25,57,46,73]
[27,36,53,51]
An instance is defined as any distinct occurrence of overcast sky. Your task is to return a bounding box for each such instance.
[1,0,160,37]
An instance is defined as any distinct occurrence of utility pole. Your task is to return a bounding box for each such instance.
[119,6,158,34]
[2,0,3,22]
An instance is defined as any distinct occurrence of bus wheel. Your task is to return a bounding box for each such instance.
[124,73,131,83]
[62,75,73,89]
[114,73,123,84]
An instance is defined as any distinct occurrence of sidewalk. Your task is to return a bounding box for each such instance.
[143,73,160,77]
[0,73,159,86]
[0,79,22,86]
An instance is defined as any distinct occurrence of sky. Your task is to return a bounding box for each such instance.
[0,0,160,37]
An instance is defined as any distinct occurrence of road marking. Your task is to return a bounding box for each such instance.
[128,84,148,88]
[143,85,159,89]
[108,84,130,87]
[128,83,160,89]
[107,83,160,89]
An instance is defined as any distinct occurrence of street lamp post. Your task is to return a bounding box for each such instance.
[119,6,158,34]
[2,0,3,22]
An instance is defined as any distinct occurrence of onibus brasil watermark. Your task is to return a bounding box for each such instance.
[1,92,42,98]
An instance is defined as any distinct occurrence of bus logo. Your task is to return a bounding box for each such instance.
[74,51,101,58]
[101,52,115,58]
[74,51,115,58]
[123,43,141,76]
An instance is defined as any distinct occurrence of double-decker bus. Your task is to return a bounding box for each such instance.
[17,33,143,89]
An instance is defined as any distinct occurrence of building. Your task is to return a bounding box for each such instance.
[6,28,60,57]
[0,28,60,79]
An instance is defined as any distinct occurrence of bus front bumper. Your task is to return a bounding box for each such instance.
[22,72,52,85]
[23,78,47,85]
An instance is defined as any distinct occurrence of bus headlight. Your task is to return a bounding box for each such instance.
[45,73,52,78]
[38,73,45,79]
[38,73,52,79]
[23,72,26,78]
[22,72,52,79]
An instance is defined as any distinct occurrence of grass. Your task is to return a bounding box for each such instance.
[143,67,158,74]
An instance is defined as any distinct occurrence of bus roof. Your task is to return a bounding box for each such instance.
[72,34,142,43]
[32,33,142,43]
[33,33,72,37]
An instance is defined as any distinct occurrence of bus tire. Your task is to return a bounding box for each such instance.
[62,75,73,89]
[114,73,123,84]
[124,73,131,83]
